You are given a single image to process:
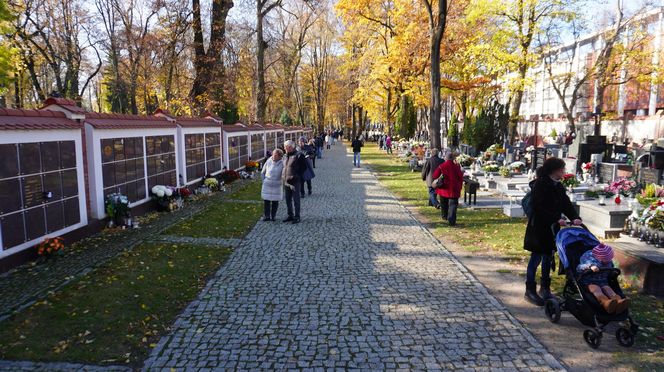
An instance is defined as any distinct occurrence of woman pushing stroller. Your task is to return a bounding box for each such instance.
[523,157,583,306]
[577,243,630,314]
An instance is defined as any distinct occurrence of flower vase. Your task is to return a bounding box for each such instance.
[582,173,589,183]
[614,195,622,205]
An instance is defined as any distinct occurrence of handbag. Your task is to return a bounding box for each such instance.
[432,173,445,189]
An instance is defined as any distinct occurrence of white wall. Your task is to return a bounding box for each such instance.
[0,129,88,259]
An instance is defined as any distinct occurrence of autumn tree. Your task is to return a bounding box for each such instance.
[190,0,234,112]
[11,0,102,103]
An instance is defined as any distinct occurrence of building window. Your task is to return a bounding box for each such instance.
[101,137,146,203]
[146,135,177,189]
[0,141,81,251]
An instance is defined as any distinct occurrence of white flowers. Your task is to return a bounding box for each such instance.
[151,185,173,198]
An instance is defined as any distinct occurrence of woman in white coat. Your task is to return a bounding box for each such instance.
[261,148,285,221]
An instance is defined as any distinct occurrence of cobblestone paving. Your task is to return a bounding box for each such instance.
[0,180,252,322]
[144,145,564,371]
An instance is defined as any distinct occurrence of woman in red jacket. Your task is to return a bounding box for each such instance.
[432,152,464,226]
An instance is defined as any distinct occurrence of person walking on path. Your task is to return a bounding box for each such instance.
[432,152,464,226]
[315,134,324,159]
[261,149,284,221]
[421,147,444,209]
[378,136,384,150]
[298,137,316,197]
[325,134,332,149]
[523,157,582,306]
[385,135,392,154]
[282,140,306,224]
[351,136,364,167]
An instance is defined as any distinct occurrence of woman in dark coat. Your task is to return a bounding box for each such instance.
[523,157,582,306]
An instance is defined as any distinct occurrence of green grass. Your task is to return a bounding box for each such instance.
[359,142,664,364]
[227,179,263,201]
[0,242,232,366]
[164,201,262,238]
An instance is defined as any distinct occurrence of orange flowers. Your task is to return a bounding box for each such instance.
[36,237,64,256]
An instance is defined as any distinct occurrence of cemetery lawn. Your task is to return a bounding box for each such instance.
[0,180,263,367]
[0,242,233,367]
[359,143,664,363]
[164,181,263,238]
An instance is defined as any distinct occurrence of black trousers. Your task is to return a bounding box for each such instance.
[284,182,301,218]
[300,180,312,196]
[263,200,279,219]
[440,197,459,225]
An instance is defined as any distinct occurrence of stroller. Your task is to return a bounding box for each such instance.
[545,223,639,349]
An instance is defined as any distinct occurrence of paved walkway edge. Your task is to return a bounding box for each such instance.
[364,163,567,371]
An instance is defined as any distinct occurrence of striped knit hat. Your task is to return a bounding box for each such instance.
[592,243,614,263]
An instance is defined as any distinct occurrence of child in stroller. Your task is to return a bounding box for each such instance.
[576,243,630,314]
[545,223,639,349]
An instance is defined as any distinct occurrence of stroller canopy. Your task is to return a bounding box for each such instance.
[556,227,601,270]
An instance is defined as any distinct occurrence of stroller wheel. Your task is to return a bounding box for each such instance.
[583,329,602,349]
[616,328,635,347]
[544,298,561,323]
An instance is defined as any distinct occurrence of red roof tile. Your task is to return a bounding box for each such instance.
[0,108,81,130]
[176,117,222,128]
[85,112,176,129]
[41,97,87,114]
[222,124,249,133]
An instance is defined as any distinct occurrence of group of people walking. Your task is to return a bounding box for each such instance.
[260,131,341,224]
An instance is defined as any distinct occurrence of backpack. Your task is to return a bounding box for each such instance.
[521,191,533,219]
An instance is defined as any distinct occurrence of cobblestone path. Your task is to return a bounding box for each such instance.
[144,144,563,371]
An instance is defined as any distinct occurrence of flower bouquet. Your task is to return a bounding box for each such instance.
[151,185,176,211]
[637,183,664,207]
[36,236,64,259]
[457,154,475,167]
[204,177,220,191]
[498,166,511,178]
[605,178,638,205]
[581,162,594,174]
[509,161,526,173]
[245,160,260,173]
[482,161,500,173]
[220,169,241,184]
[561,174,580,189]
[105,193,131,227]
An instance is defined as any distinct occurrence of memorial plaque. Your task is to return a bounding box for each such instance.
[63,197,80,227]
[24,207,46,241]
[0,144,18,179]
[1,212,25,248]
[60,141,76,169]
[19,143,41,174]
[40,142,60,172]
[0,178,21,214]
[21,175,43,208]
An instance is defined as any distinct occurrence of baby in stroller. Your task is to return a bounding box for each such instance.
[576,243,630,314]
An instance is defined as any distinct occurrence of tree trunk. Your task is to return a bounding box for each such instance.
[429,42,442,149]
[190,0,233,110]
[256,9,267,124]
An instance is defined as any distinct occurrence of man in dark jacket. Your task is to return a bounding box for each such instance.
[282,140,306,224]
[523,157,582,305]
[421,148,444,209]
[315,135,324,159]
[351,136,363,167]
